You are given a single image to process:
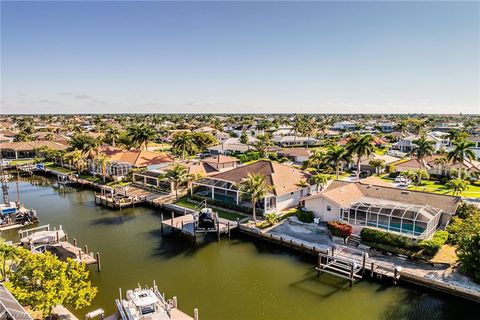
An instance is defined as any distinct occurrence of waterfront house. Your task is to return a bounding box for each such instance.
[89,147,174,179]
[0,141,68,160]
[191,160,315,214]
[303,180,461,239]
[132,155,240,192]
[393,155,480,177]
[468,136,480,160]
[333,121,357,131]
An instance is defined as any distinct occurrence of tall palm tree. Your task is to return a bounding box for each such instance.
[346,134,375,181]
[64,150,82,172]
[127,124,157,150]
[172,132,197,160]
[447,139,476,177]
[433,157,448,176]
[254,134,271,158]
[324,145,349,179]
[95,153,110,183]
[105,126,120,147]
[164,163,189,200]
[310,173,329,192]
[410,136,434,169]
[368,159,385,176]
[239,173,271,223]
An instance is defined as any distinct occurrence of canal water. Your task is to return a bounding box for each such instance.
[2,177,478,320]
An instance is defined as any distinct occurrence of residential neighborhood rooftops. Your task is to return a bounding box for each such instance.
[99,147,174,167]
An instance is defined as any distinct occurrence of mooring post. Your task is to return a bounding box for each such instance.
[65,233,68,242]
[181,220,184,231]
[193,308,199,320]
[172,296,178,308]
[331,245,335,257]
[84,245,89,254]
[362,253,367,276]
[160,213,164,235]
[56,231,59,243]
[227,222,230,239]
[96,252,101,272]
[73,238,77,247]
[171,212,174,232]
[349,264,354,287]
[216,220,220,241]
[371,262,375,278]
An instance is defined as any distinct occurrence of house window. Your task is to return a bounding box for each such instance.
[327,205,331,212]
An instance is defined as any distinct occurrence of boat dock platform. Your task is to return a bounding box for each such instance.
[161,212,239,242]
[94,185,175,209]
[19,225,102,271]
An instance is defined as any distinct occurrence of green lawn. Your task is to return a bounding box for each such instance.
[174,197,245,221]
[45,164,75,174]
[10,159,35,166]
[380,175,480,198]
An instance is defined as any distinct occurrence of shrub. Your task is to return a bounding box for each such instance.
[327,221,353,238]
[386,164,395,173]
[297,210,314,223]
[264,212,279,225]
[388,171,400,178]
[360,228,420,251]
[419,231,449,256]
[455,202,480,220]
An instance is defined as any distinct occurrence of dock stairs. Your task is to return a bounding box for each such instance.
[346,234,361,248]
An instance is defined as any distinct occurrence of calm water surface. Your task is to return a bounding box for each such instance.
[2,178,478,320]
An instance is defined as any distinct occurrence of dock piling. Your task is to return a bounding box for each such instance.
[96,252,101,272]
[73,238,77,247]
[194,308,199,320]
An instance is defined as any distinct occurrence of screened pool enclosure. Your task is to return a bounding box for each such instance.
[340,200,443,239]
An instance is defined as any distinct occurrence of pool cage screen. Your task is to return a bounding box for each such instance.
[341,201,443,239]
[108,162,132,177]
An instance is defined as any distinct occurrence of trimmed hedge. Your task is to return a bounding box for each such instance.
[360,228,421,251]
[327,221,353,238]
[419,231,449,256]
[297,210,314,223]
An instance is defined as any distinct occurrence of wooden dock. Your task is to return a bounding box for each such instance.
[94,185,174,209]
[161,212,238,241]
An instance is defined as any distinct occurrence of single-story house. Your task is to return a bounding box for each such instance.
[208,138,256,155]
[277,148,312,163]
[303,180,461,239]
[192,160,316,214]
[89,147,174,178]
[272,136,318,148]
[393,155,480,177]
[349,154,401,174]
[0,141,68,160]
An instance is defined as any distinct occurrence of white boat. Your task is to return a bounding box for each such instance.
[115,283,196,320]
[0,201,38,230]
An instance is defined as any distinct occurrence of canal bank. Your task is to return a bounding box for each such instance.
[2,177,479,320]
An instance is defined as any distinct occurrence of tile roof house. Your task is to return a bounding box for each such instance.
[207,138,256,155]
[393,155,480,176]
[89,147,174,178]
[0,141,68,160]
[191,160,316,214]
[303,180,461,239]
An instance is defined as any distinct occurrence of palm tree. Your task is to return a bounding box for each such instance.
[95,153,110,183]
[433,157,448,176]
[172,132,197,160]
[413,169,429,188]
[105,125,120,147]
[164,163,189,200]
[447,139,476,177]
[254,134,271,158]
[308,150,326,170]
[410,136,434,168]
[239,173,271,223]
[63,150,82,172]
[445,179,467,196]
[346,134,375,181]
[324,145,349,179]
[368,159,385,176]
[127,124,157,150]
[310,173,329,192]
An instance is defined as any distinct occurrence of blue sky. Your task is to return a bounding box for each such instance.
[1,1,479,114]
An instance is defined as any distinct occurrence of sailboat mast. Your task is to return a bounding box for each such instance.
[0,154,9,205]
